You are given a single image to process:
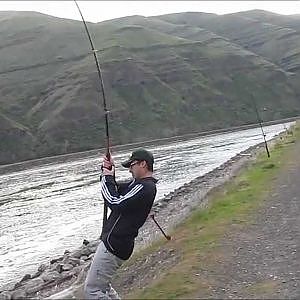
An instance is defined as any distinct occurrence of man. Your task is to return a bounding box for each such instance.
[84,148,157,299]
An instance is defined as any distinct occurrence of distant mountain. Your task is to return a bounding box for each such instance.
[233,10,300,32]
[0,10,300,164]
[155,10,300,72]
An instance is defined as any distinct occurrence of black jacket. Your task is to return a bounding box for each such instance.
[100,175,157,260]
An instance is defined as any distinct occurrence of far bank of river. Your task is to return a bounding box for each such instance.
[0,116,298,176]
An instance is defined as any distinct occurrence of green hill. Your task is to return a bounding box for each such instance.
[156,10,300,72]
[0,10,300,164]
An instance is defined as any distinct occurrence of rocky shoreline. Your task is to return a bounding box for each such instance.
[0,137,278,299]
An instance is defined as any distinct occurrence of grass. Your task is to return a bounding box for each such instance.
[246,279,280,297]
[123,123,299,299]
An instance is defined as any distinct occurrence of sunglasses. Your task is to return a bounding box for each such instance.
[129,161,140,168]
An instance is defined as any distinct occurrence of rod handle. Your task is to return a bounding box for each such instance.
[150,214,171,241]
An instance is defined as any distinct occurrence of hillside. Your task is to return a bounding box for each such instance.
[0,10,300,164]
[156,10,300,72]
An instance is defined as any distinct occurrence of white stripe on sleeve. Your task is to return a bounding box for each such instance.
[101,176,144,204]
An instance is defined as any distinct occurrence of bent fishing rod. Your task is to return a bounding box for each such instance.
[74,1,170,241]
[74,0,110,227]
[251,94,270,158]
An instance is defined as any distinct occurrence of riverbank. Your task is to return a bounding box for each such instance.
[120,121,300,299]
[0,123,297,299]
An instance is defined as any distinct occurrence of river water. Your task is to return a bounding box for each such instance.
[0,122,294,287]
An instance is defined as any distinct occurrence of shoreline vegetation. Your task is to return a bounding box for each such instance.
[0,121,298,299]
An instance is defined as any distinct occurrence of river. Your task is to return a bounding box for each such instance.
[0,122,294,287]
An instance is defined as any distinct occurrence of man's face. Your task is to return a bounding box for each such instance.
[129,160,147,178]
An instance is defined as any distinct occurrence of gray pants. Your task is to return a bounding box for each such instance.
[84,241,125,300]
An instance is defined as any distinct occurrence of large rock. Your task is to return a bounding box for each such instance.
[70,246,93,259]
[20,274,31,283]
[41,271,61,283]
[62,264,73,272]
[68,257,81,266]
[70,250,82,259]
[24,278,44,295]
[50,256,63,264]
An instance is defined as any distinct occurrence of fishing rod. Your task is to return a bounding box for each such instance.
[150,214,171,241]
[74,1,172,241]
[74,0,110,227]
[250,93,270,158]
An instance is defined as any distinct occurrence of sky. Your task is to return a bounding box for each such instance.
[0,1,299,23]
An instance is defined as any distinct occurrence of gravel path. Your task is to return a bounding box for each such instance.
[195,137,300,299]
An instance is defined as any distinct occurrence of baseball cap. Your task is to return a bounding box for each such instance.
[121,148,154,170]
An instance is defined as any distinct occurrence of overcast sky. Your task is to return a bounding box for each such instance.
[1,1,299,23]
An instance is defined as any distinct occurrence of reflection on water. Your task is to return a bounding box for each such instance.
[0,122,294,287]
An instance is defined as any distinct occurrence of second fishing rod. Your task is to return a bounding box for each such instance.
[250,92,270,158]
